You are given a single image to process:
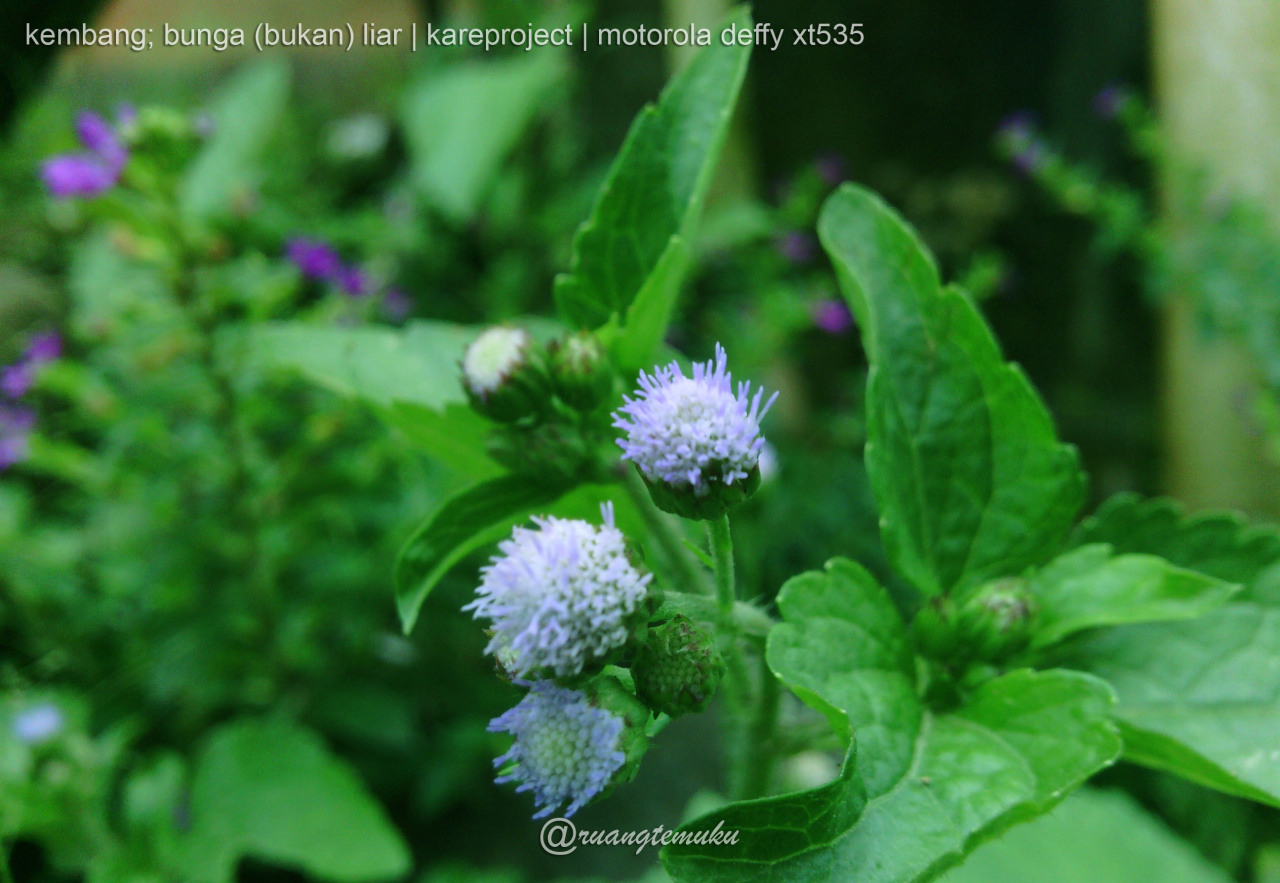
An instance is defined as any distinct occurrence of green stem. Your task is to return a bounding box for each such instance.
[741,651,782,799]
[707,514,736,616]
[0,842,13,883]
[623,468,712,594]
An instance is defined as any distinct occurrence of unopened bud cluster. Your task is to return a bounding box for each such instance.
[912,578,1038,667]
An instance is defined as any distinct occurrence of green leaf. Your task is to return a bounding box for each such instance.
[1073,492,1280,604]
[180,60,291,221]
[1057,602,1280,807]
[231,320,477,411]
[613,235,692,372]
[937,788,1235,883]
[818,186,1085,597]
[1027,544,1240,649]
[664,559,1120,883]
[394,475,569,633]
[400,50,564,222]
[175,719,409,883]
[555,7,752,329]
[226,320,562,477]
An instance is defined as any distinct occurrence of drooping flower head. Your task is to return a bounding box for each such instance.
[613,344,777,518]
[488,681,628,819]
[465,503,651,678]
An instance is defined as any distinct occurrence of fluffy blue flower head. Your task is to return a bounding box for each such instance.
[488,681,627,819]
[464,504,651,678]
[613,344,777,518]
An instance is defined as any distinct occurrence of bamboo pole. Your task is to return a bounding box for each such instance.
[1153,0,1280,516]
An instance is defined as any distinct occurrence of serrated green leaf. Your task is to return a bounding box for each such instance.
[938,788,1235,883]
[818,186,1085,597]
[1027,544,1241,649]
[1057,602,1280,807]
[664,559,1120,883]
[1073,492,1280,604]
[174,719,409,883]
[394,475,570,633]
[400,51,564,222]
[180,60,291,221]
[554,7,751,329]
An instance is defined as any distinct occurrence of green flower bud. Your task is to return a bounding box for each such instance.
[485,421,595,483]
[584,675,651,790]
[953,578,1038,663]
[632,615,726,716]
[910,597,960,661]
[550,331,615,412]
[640,465,762,522]
[461,326,550,423]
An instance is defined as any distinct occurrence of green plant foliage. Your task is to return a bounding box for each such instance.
[1026,543,1240,649]
[1058,603,1280,808]
[937,788,1235,883]
[663,559,1120,883]
[817,185,1086,598]
[394,474,570,633]
[180,60,291,221]
[174,719,411,882]
[400,50,565,222]
[1074,492,1280,604]
[554,7,752,336]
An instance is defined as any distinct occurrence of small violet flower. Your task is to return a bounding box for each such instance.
[775,230,817,265]
[995,112,1048,176]
[614,344,777,498]
[812,299,854,335]
[2,330,62,399]
[0,405,35,470]
[814,152,848,188]
[41,111,128,199]
[464,503,651,678]
[1093,85,1130,120]
[286,237,343,281]
[13,703,64,745]
[488,681,627,819]
[381,287,412,321]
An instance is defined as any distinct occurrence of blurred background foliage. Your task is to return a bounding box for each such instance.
[2,0,1279,881]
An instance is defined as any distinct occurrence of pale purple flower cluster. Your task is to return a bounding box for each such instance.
[613,344,777,496]
[1,331,61,471]
[464,504,651,678]
[488,680,626,819]
[41,111,129,199]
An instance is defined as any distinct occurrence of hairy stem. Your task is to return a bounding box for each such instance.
[707,514,736,616]
[741,651,782,799]
[623,468,712,594]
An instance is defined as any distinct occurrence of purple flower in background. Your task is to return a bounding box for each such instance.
[0,405,35,470]
[776,230,817,265]
[25,332,63,365]
[286,238,343,281]
[75,111,127,170]
[336,265,370,298]
[1,363,34,399]
[41,155,119,199]
[382,287,412,321]
[814,152,848,188]
[12,703,64,745]
[1093,84,1130,120]
[812,299,854,335]
[995,112,1048,176]
[41,111,128,199]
